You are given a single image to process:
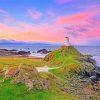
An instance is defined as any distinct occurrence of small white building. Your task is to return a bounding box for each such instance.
[64,37,71,46]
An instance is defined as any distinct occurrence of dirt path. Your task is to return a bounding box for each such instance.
[36,49,66,72]
[36,65,59,72]
[36,49,67,72]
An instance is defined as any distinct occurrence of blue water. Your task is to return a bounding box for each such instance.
[76,46,100,66]
[0,44,100,66]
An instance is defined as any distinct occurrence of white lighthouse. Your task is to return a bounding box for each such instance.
[64,36,71,46]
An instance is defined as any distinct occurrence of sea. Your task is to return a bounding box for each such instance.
[0,44,100,66]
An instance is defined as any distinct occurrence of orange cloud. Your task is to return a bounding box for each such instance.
[0,22,65,43]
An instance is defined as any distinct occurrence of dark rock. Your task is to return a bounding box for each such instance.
[37,49,51,54]
[0,49,17,52]
[33,51,35,53]
[78,55,96,65]
[83,71,91,77]
[90,71,97,77]
[0,49,18,56]
[94,67,100,80]
[87,58,96,65]
[94,67,100,75]
[10,49,17,52]
[17,51,31,56]
[90,76,98,83]
[0,49,31,56]
[78,65,100,84]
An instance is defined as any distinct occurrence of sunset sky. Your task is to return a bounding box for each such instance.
[0,0,100,45]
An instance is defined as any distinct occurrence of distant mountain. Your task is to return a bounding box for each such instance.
[0,39,26,44]
[0,39,61,46]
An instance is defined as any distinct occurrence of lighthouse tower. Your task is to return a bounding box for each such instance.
[64,37,71,46]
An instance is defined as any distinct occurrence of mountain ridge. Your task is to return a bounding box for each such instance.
[0,39,61,46]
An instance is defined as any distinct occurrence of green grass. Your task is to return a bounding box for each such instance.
[0,76,78,100]
[0,55,78,100]
[0,46,82,100]
[0,57,46,68]
[45,47,80,68]
[47,47,81,78]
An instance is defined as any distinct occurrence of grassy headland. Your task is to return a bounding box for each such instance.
[0,46,100,100]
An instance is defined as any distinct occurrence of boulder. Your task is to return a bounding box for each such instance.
[37,49,51,54]
[94,67,100,77]
[17,51,31,56]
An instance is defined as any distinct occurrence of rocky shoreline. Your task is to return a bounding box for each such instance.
[0,49,51,57]
[77,55,100,84]
[0,49,31,57]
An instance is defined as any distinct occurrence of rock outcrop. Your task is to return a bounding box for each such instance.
[44,46,100,99]
[0,49,31,56]
[0,49,18,56]
[0,65,60,91]
[44,46,100,82]
[37,49,51,54]
[17,51,31,56]
[78,55,100,83]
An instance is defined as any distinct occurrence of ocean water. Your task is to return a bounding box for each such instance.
[76,46,100,66]
[0,44,100,66]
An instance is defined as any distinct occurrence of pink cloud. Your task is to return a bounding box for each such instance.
[0,9,14,24]
[0,9,6,14]
[0,4,100,45]
[0,17,100,45]
[0,22,65,43]
[54,5,100,45]
[65,19,100,45]
[27,9,43,20]
[56,3,100,26]
[70,28,100,45]
[56,12,96,25]
[3,15,14,24]
[47,9,55,17]
[56,0,73,5]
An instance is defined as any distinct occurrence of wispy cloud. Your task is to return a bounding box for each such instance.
[0,2,100,45]
[0,9,6,14]
[47,9,55,17]
[0,9,14,24]
[56,0,73,5]
[53,4,100,45]
[56,11,95,25]
[27,9,43,20]
[0,21,65,43]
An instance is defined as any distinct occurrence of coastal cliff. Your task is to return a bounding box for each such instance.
[44,46,100,99]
